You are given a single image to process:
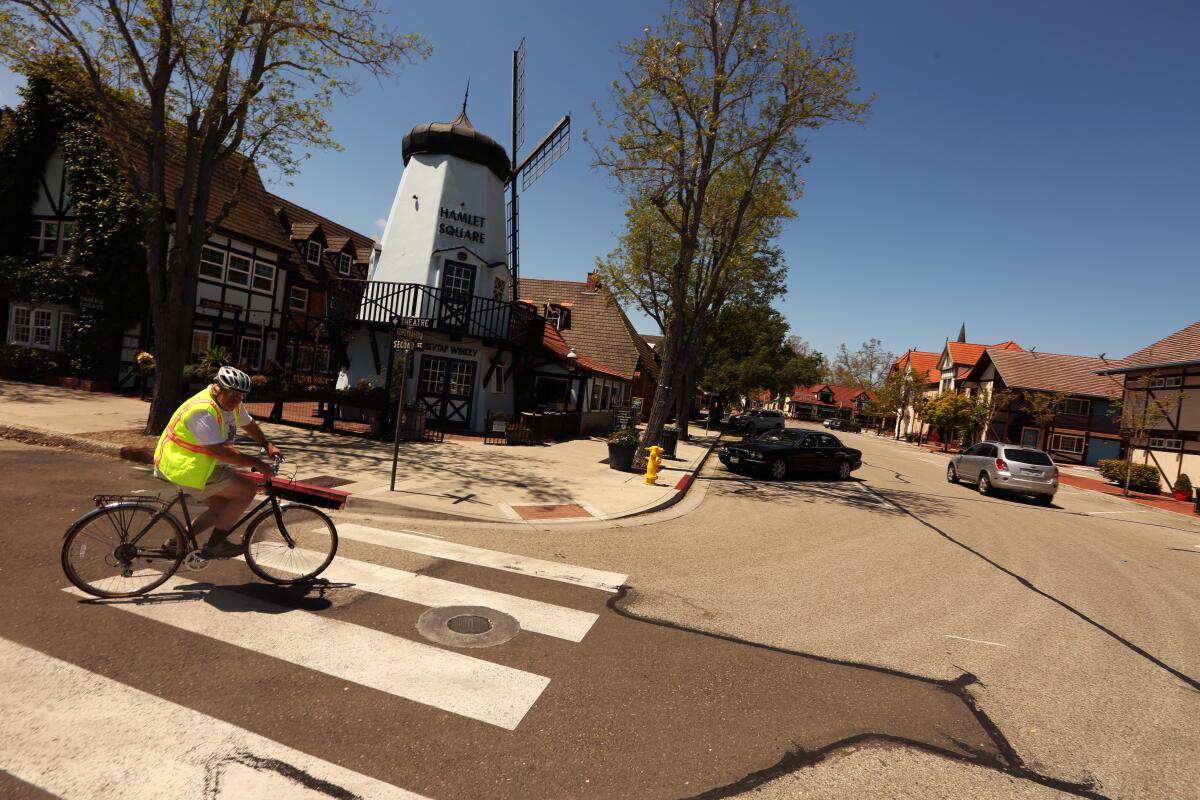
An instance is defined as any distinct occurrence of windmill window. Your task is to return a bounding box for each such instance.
[338,253,352,276]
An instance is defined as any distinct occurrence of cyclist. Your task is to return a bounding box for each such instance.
[152,365,282,558]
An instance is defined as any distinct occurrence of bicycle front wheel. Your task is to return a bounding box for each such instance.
[243,503,338,584]
[61,503,186,598]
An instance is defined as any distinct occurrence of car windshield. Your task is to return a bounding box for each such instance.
[757,429,802,444]
[1003,448,1054,466]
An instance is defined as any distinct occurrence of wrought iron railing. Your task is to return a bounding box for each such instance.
[329,279,541,346]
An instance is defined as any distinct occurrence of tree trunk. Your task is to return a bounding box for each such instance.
[636,321,686,468]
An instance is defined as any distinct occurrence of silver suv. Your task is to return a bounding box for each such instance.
[734,408,786,433]
[947,441,1059,504]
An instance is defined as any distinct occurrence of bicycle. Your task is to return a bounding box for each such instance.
[61,456,338,599]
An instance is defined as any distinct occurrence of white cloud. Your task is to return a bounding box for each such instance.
[374,218,387,230]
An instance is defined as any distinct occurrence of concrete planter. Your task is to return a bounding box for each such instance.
[607,442,637,471]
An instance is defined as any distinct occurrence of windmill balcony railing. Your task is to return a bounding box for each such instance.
[329,280,542,346]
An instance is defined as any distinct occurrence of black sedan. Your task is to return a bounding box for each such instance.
[718,428,862,480]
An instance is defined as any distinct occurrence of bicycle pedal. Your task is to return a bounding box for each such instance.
[183,552,211,571]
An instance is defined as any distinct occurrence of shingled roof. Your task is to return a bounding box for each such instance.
[946,339,1022,367]
[980,349,1122,399]
[791,384,875,407]
[268,193,376,285]
[520,278,658,382]
[1097,320,1200,373]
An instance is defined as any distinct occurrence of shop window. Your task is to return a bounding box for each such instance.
[226,254,251,288]
[199,246,226,280]
[191,329,212,358]
[297,345,314,371]
[10,307,31,344]
[491,361,506,393]
[590,381,600,410]
[239,336,262,370]
[58,313,75,351]
[1049,433,1085,454]
[252,262,276,293]
[316,345,331,372]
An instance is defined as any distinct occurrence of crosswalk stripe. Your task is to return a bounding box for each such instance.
[337,524,628,593]
[245,548,599,642]
[63,576,550,730]
[0,636,431,800]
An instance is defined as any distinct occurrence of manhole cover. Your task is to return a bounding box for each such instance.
[416,606,520,648]
[447,614,492,634]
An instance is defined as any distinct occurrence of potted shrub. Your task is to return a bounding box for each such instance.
[607,428,641,471]
[1173,474,1192,502]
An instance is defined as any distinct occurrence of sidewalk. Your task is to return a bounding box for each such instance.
[1057,471,1200,519]
[0,379,720,524]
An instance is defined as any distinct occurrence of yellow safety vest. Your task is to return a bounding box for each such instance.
[153,388,242,490]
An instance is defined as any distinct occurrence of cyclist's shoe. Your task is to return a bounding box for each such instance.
[201,531,244,560]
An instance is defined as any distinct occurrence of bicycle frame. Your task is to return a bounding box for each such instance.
[101,475,294,553]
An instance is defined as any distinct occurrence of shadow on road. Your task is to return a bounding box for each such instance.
[701,470,957,518]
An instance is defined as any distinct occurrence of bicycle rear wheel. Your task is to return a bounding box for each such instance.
[61,503,186,598]
[243,503,338,584]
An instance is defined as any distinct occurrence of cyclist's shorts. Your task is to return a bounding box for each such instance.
[154,464,238,500]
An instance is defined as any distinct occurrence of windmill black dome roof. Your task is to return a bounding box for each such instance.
[402,111,511,183]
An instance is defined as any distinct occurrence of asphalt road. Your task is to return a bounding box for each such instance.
[2,430,1198,799]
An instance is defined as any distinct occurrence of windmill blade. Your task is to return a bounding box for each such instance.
[517,115,570,191]
[513,38,526,155]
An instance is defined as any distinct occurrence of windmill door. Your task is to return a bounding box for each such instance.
[438,260,476,331]
[418,355,475,428]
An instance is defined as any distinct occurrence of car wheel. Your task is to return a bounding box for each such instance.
[1035,494,1053,506]
[837,461,851,480]
[774,423,783,430]
[947,464,958,483]
[768,459,788,480]
[978,473,992,496]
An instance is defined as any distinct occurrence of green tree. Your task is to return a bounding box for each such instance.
[593,0,869,462]
[864,369,906,433]
[829,338,895,391]
[699,309,825,406]
[1020,390,1072,450]
[1108,374,1184,496]
[922,392,977,452]
[0,1,429,433]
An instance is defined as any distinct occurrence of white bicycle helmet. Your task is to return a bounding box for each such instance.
[214,365,252,393]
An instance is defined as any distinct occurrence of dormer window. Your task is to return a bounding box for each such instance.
[545,303,571,331]
[305,240,322,266]
[338,252,352,276]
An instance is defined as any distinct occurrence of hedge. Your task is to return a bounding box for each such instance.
[1096,459,1163,493]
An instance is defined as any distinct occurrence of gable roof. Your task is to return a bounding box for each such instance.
[977,349,1122,399]
[520,278,658,381]
[1097,320,1200,374]
[893,350,940,384]
[945,339,1022,368]
[790,383,875,407]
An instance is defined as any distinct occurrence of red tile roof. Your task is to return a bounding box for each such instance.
[540,321,630,380]
[892,350,940,384]
[983,349,1123,399]
[946,339,1022,367]
[790,384,875,407]
[1102,320,1200,372]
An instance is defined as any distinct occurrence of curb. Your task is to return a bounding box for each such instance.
[1,421,724,526]
[0,424,153,464]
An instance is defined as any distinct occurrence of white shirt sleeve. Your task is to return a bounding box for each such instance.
[184,413,225,446]
[235,403,253,427]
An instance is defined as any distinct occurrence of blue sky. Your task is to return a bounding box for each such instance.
[2,0,1196,364]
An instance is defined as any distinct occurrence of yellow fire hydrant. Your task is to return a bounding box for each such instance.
[644,445,664,485]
